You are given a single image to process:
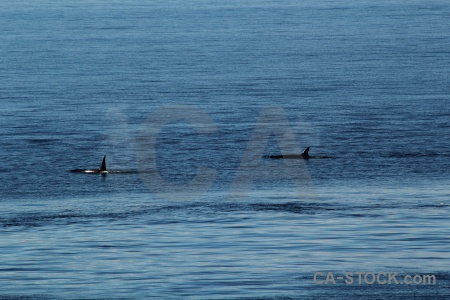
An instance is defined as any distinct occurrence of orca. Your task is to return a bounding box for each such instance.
[70,156,143,174]
[265,147,311,159]
[70,155,109,174]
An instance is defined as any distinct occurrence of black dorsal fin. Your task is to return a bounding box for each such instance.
[99,156,107,171]
[302,147,310,158]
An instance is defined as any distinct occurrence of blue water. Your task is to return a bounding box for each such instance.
[1,0,450,298]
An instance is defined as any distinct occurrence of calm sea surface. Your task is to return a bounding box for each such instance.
[1,0,450,298]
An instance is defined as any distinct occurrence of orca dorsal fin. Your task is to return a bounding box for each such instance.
[302,147,310,158]
[99,155,107,171]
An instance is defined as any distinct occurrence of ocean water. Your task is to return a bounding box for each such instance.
[1,0,450,298]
